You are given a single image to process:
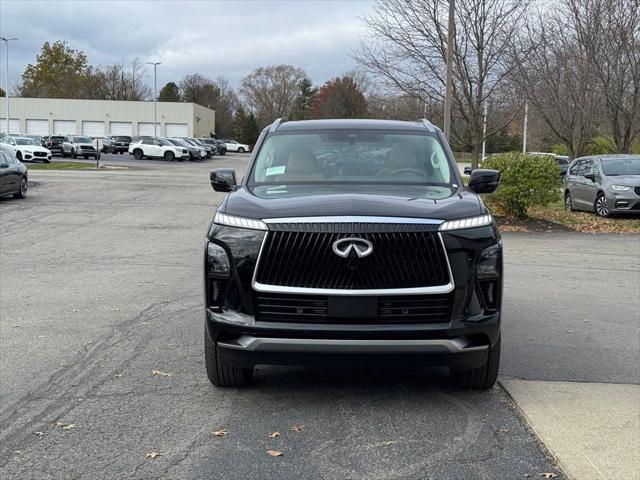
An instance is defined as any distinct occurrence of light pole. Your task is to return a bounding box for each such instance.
[1,36,17,135]
[146,61,161,136]
[522,100,529,154]
[443,0,455,140]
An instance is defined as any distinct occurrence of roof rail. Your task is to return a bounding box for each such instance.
[269,118,285,132]
[419,118,437,132]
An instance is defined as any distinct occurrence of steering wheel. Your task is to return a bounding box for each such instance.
[390,168,425,176]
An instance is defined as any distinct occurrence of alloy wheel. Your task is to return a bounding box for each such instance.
[565,194,572,212]
[596,195,609,217]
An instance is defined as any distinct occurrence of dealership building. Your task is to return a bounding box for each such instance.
[0,98,215,138]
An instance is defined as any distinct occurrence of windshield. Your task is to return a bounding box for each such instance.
[167,138,186,147]
[15,138,38,145]
[601,156,640,176]
[158,138,173,146]
[73,136,92,143]
[249,130,456,187]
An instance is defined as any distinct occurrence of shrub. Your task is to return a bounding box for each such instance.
[585,135,616,155]
[551,143,569,156]
[481,153,561,218]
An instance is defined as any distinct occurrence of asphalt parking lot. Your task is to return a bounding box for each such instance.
[0,155,638,479]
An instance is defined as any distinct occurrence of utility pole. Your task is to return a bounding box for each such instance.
[1,36,18,135]
[522,100,528,154]
[481,101,488,161]
[147,61,161,137]
[443,0,455,139]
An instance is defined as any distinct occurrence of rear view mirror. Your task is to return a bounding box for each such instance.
[468,169,500,194]
[210,169,237,192]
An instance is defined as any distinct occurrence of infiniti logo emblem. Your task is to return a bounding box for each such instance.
[332,237,374,258]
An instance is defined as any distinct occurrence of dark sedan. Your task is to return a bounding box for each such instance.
[43,136,65,157]
[0,145,28,199]
[165,138,204,161]
[198,138,227,155]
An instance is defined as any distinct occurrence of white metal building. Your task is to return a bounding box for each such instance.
[0,98,215,138]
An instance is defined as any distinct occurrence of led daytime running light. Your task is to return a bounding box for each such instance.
[214,212,267,230]
[439,214,492,231]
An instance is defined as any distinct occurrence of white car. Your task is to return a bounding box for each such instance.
[219,139,250,153]
[0,136,51,163]
[128,137,189,161]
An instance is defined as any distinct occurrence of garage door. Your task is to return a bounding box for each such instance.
[82,121,105,137]
[26,119,50,136]
[0,119,19,134]
[138,122,161,137]
[165,123,188,137]
[53,120,76,135]
[109,122,132,136]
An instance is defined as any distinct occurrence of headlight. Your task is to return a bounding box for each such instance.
[478,243,501,278]
[611,185,630,191]
[214,212,267,230]
[207,242,231,275]
[439,214,493,231]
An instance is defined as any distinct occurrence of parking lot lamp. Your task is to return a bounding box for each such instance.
[147,61,161,136]
[0,36,17,135]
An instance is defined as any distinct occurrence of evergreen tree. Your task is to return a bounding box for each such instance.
[290,78,316,120]
[158,82,181,102]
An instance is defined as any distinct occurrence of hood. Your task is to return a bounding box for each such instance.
[222,184,484,221]
[21,145,49,152]
[605,174,640,186]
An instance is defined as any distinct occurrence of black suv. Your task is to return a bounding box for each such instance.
[204,119,502,389]
[110,136,132,154]
[43,136,65,156]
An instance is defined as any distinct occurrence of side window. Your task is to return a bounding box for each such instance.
[577,159,591,176]
[142,138,153,145]
[153,139,162,146]
[4,152,16,165]
[569,160,581,175]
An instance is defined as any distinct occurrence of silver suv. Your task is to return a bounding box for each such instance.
[564,154,640,217]
[62,135,98,159]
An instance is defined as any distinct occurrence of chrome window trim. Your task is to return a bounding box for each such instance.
[262,216,444,225]
[250,229,455,296]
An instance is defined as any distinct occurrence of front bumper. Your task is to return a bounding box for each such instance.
[607,192,640,212]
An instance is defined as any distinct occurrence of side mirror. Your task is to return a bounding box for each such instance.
[468,169,500,194]
[463,166,473,175]
[210,168,237,192]
[0,163,8,169]
[584,172,596,182]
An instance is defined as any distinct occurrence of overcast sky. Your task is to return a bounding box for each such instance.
[0,0,374,92]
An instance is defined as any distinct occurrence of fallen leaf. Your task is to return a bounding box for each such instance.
[499,427,509,433]
[267,450,283,457]
[115,374,123,378]
[268,432,280,438]
[539,474,558,479]
[56,421,76,430]
[211,429,228,437]
[33,431,45,437]
[151,370,172,377]
[290,424,305,432]
[381,440,397,446]
[146,451,165,459]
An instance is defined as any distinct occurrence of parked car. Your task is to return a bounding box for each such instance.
[564,154,640,217]
[62,135,98,159]
[186,138,216,158]
[198,138,227,155]
[204,118,502,389]
[128,137,187,161]
[165,138,205,161]
[109,136,132,154]
[92,136,113,153]
[0,136,52,163]
[43,136,65,156]
[20,134,44,145]
[219,138,250,153]
[530,152,570,179]
[0,144,28,199]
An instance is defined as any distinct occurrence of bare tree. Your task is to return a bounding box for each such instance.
[240,65,307,128]
[356,0,531,166]
[212,76,239,137]
[510,12,599,158]
[568,0,640,153]
[92,58,151,101]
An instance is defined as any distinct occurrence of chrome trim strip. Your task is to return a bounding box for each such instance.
[262,216,444,225]
[218,335,488,354]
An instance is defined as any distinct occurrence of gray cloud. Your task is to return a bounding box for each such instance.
[0,0,373,92]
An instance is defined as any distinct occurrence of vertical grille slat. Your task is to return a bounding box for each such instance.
[255,228,450,290]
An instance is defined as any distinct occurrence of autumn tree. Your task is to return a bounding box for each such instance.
[310,76,368,119]
[158,82,181,102]
[240,65,307,127]
[19,41,94,98]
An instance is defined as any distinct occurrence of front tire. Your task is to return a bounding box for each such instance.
[14,176,27,199]
[204,328,252,387]
[72,149,77,159]
[595,193,610,217]
[453,334,500,389]
[237,147,245,153]
[16,151,23,162]
[564,192,573,212]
